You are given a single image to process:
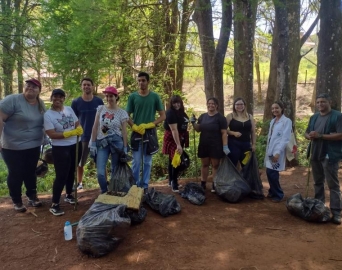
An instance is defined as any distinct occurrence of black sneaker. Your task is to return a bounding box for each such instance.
[14,203,27,213]
[332,215,341,225]
[171,181,179,193]
[77,183,83,190]
[49,204,64,216]
[64,194,76,204]
[28,196,42,207]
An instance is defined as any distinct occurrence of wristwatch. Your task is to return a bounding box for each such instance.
[318,133,323,139]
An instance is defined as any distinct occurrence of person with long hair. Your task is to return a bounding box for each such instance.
[264,101,292,203]
[191,97,229,192]
[226,97,256,168]
[162,95,189,192]
[44,89,83,216]
[90,86,129,194]
[0,78,46,212]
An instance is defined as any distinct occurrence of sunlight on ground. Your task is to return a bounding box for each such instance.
[213,250,230,261]
[126,250,150,263]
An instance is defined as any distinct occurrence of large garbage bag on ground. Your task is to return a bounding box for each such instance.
[286,193,331,222]
[214,156,251,203]
[108,161,135,194]
[126,206,147,225]
[241,152,264,199]
[76,203,131,257]
[180,182,206,205]
[180,182,205,205]
[145,188,181,217]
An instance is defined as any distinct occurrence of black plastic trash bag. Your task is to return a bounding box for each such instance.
[214,156,251,203]
[144,188,181,217]
[108,162,135,194]
[126,206,147,225]
[241,152,264,199]
[180,182,206,205]
[286,193,331,222]
[76,203,131,257]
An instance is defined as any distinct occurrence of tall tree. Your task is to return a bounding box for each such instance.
[193,0,233,114]
[233,0,258,114]
[316,0,342,110]
[274,0,292,121]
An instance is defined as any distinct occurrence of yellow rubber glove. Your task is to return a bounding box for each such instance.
[140,122,155,130]
[75,126,83,136]
[171,152,181,168]
[241,151,251,165]
[63,129,77,138]
[132,124,145,135]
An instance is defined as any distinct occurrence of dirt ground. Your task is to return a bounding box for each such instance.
[1,166,342,270]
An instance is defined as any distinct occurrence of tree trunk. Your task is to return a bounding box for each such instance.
[261,21,278,135]
[254,43,262,104]
[193,0,215,98]
[175,0,194,92]
[287,0,300,124]
[274,0,293,121]
[212,0,232,114]
[233,0,257,115]
[316,0,342,110]
[1,0,15,95]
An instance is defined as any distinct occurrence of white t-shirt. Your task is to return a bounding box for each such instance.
[96,105,128,140]
[44,106,78,146]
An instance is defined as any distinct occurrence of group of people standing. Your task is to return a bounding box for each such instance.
[0,74,341,224]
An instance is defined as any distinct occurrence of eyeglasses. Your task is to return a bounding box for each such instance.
[235,103,245,106]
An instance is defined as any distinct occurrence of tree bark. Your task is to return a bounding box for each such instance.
[212,0,232,114]
[254,43,262,104]
[175,0,194,92]
[274,0,293,121]
[233,0,257,115]
[316,0,342,110]
[262,21,278,135]
[193,0,215,98]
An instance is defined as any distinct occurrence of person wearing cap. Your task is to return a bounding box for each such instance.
[305,93,342,225]
[44,89,84,216]
[126,72,165,193]
[90,86,129,194]
[0,78,46,212]
[71,78,104,190]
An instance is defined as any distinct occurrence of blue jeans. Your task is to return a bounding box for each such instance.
[311,159,341,215]
[132,143,152,189]
[96,135,123,193]
[266,168,284,201]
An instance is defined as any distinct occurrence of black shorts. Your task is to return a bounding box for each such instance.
[198,140,224,159]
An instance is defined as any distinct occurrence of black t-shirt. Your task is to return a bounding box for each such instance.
[198,112,228,143]
[163,109,189,133]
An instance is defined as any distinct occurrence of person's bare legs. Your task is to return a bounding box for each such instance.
[201,157,210,189]
[77,166,84,185]
[210,158,221,192]
[210,158,220,179]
